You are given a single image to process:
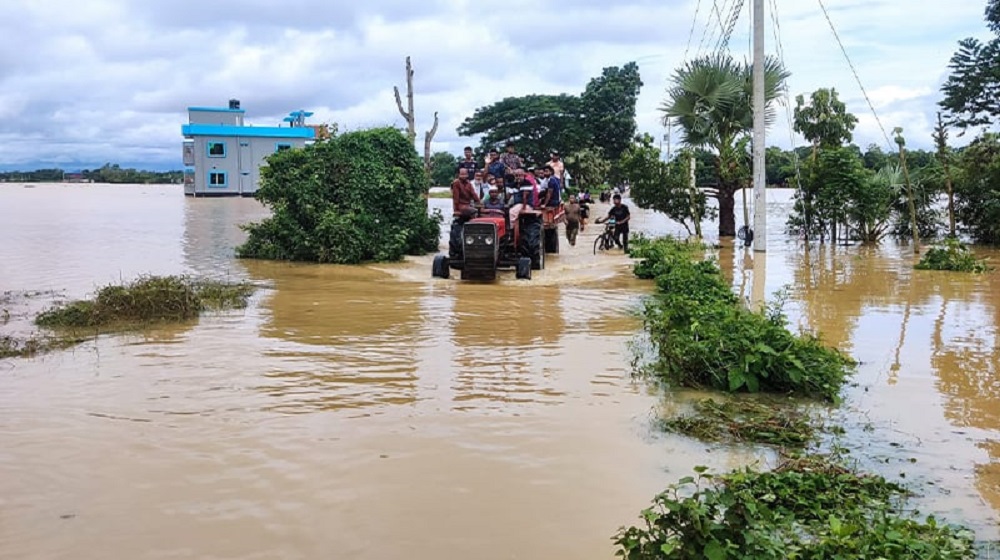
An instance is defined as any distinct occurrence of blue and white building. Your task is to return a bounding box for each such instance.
[181,100,315,196]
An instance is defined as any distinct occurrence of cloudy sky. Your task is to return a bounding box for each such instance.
[0,0,992,170]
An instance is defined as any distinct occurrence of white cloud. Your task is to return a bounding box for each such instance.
[0,0,993,169]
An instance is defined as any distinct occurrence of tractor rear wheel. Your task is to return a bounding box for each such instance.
[432,255,450,279]
[521,218,543,270]
[515,257,532,280]
[544,227,559,254]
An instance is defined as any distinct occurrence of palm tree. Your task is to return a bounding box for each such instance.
[661,54,790,237]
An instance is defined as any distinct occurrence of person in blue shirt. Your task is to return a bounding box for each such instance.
[458,146,478,180]
[541,165,561,208]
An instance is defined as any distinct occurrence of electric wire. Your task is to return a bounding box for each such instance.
[769,0,804,195]
[715,0,747,53]
[696,0,722,56]
[816,0,894,149]
[683,0,703,61]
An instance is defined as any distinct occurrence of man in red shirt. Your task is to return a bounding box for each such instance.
[451,167,480,216]
[449,167,481,259]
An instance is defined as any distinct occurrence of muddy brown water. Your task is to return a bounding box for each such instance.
[1,183,998,558]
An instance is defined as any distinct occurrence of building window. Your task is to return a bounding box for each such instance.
[275,143,292,152]
[208,171,228,187]
[207,141,226,158]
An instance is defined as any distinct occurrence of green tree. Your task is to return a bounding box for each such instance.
[621,135,710,235]
[661,53,790,237]
[954,133,1000,244]
[940,0,1000,129]
[237,127,441,264]
[862,144,890,170]
[793,88,858,151]
[791,88,858,241]
[428,151,458,186]
[457,62,643,166]
[581,62,644,162]
[564,147,611,192]
[765,146,798,187]
[456,94,587,164]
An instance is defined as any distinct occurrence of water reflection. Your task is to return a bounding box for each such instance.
[181,196,266,278]
[241,261,422,412]
[449,282,567,408]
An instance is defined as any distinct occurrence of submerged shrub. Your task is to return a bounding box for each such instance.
[36,275,253,329]
[614,456,977,560]
[634,236,854,401]
[915,238,992,273]
[661,398,817,447]
[237,127,441,264]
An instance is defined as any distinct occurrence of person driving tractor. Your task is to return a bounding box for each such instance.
[449,167,481,259]
[482,185,505,211]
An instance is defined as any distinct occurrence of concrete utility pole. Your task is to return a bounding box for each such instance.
[752,0,767,252]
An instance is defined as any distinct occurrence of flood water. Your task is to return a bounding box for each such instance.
[1,183,998,558]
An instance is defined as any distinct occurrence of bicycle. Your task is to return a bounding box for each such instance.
[593,218,617,254]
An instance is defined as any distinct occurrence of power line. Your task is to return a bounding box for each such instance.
[683,0,703,61]
[696,0,721,56]
[715,0,747,53]
[769,0,804,193]
[815,0,894,150]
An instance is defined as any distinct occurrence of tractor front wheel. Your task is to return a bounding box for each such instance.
[432,255,450,279]
[515,257,532,280]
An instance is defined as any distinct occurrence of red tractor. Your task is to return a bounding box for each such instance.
[432,204,564,281]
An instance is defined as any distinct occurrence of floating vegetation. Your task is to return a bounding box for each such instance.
[0,334,88,359]
[660,398,817,448]
[35,275,254,330]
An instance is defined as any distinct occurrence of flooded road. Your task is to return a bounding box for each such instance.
[1,183,998,558]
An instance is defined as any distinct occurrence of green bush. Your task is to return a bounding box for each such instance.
[915,238,992,273]
[237,127,441,264]
[36,275,253,329]
[630,236,705,280]
[614,457,976,559]
[634,237,854,401]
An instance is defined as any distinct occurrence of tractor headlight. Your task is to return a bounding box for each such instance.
[484,236,493,245]
[465,236,475,245]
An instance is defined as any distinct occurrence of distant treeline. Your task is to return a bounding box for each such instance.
[0,164,183,184]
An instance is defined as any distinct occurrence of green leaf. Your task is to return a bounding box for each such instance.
[703,540,727,560]
[728,369,746,391]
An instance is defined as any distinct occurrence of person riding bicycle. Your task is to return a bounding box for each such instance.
[596,193,630,252]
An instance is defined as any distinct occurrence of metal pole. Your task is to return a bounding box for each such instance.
[752,0,767,252]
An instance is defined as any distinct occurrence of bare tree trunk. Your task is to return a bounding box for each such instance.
[393,56,416,145]
[423,111,439,182]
